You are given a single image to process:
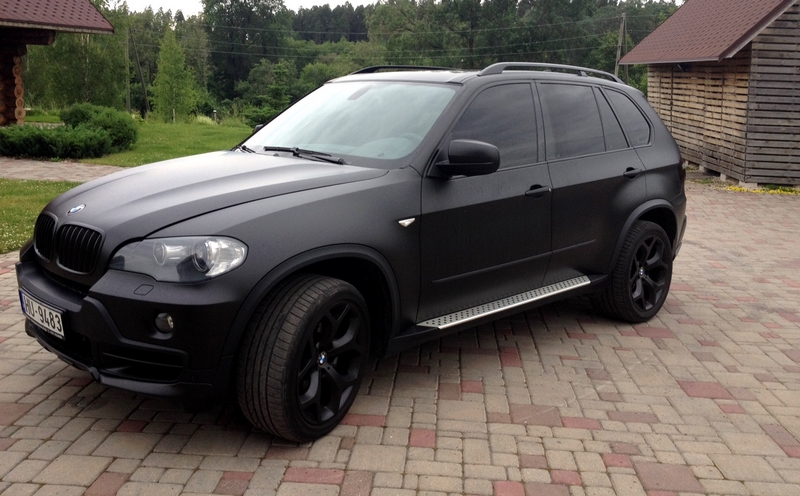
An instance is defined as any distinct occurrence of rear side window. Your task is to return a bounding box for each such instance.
[539,83,605,160]
[606,90,651,146]
[595,88,628,151]
[451,83,537,168]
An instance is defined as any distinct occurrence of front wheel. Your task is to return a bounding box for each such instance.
[237,275,370,441]
[593,221,673,323]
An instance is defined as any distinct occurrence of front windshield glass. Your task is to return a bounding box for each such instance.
[244,81,456,163]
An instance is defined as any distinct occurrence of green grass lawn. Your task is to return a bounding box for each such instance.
[24,113,62,123]
[81,121,252,167]
[0,179,81,254]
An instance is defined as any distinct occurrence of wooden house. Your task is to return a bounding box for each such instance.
[620,0,800,186]
[0,0,114,126]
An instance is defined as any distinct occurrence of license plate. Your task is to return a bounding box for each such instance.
[20,291,65,340]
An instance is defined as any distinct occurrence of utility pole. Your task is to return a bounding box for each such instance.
[129,28,150,115]
[623,14,629,83]
[615,13,626,78]
[125,31,131,113]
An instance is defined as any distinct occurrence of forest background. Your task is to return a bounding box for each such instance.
[24,0,679,124]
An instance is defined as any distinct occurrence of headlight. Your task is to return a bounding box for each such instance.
[110,237,247,282]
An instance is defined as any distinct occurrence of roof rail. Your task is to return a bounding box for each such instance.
[351,65,456,74]
[478,62,623,83]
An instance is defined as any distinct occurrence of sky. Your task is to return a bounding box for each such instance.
[121,0,374,16]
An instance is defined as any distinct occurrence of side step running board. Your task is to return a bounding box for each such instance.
[418,275,591,330]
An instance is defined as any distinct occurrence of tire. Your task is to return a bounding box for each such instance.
[236,274,370,441]
[593,221,673,323]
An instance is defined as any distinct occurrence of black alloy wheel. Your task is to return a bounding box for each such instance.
[237,275,369,441]
[592,221,673,323]
[296,298,367,426]
[628,230,670,314]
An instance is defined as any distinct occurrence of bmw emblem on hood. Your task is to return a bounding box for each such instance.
[67,204,85,215]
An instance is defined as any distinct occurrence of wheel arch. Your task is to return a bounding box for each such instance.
[606,200,677,274]
[223,244,401,358]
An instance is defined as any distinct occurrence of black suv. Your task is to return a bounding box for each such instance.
[17,63,686,441]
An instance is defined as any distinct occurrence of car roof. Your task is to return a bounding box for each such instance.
[331,63,630,90]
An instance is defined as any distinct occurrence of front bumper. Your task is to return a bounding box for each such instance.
[16,259,243,404]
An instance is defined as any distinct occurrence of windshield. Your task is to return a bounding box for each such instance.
[243,81,456,165]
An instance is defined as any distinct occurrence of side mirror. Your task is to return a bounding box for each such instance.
[436,139,500,177]
[253,123,265,133]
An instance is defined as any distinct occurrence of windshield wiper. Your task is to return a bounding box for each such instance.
[263,146,346,165]
[234,144,257,153]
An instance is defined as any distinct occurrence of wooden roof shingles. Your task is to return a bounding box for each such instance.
[620,0,796,65]
[0,0,114,35]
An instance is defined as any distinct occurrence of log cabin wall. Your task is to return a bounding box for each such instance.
[746,2,800,185]
[647,50,751,182]
[0,43,26,126]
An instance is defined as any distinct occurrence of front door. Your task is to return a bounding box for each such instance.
[418,83,552,322]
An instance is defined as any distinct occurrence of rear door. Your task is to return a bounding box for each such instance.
[538,82,647,285]
[418,83,552,322]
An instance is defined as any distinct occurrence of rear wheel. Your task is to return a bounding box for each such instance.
[237,275,369,441]
[593,221,672,322]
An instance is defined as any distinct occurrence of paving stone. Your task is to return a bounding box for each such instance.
[276,482,339,495]
[116,481,182,495]
[347,445,406,472]
[608,473,647,496]
[523,481,571,496]
[0,403,33,425]
[720,431,786,456]
[633,462,703,492]
[710,454,783,482]
[3,459,47,483]
[509,405,561,426]
[32,454,111,485]
[77,398,140,420]
[437,399,486,422]
[340,470,372,496]
[182,429,248,456]
[744,481,800,496]
[0,451,28,478]
[93,432,162,459]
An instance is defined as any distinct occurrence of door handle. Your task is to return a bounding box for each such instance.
[525,185,552,198]
[623,167,643,178]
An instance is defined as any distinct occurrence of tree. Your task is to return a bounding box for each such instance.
[176,15,212,89]
[128,7,174,92]
[203,0,293,100]
[24,1,128,109]
[151,29,198,121]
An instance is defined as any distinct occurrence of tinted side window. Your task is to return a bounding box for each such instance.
[451,84,537,168]
[539,83,605,160]
[594,88,628,151]
[606,90,651,146]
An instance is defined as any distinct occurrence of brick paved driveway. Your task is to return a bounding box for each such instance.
[1,181,799,496]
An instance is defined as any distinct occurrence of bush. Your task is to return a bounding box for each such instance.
[242,106,279,128]
[194,115,216,126]
[88,108,138,152]
[58,103,138,153]
[0,125,111,159]
[59,103,105,127]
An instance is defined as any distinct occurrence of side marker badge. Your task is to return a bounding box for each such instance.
[398,218,416,227]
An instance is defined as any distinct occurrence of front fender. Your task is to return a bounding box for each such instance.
[221,244,402,357]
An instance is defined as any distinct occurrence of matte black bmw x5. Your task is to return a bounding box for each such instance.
[17,63,687,441]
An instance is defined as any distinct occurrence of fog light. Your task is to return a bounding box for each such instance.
[155,313,174,333]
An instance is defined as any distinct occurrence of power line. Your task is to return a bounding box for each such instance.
[147,13,664,38]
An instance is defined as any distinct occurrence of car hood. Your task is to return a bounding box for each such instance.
[46,151,388,242]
